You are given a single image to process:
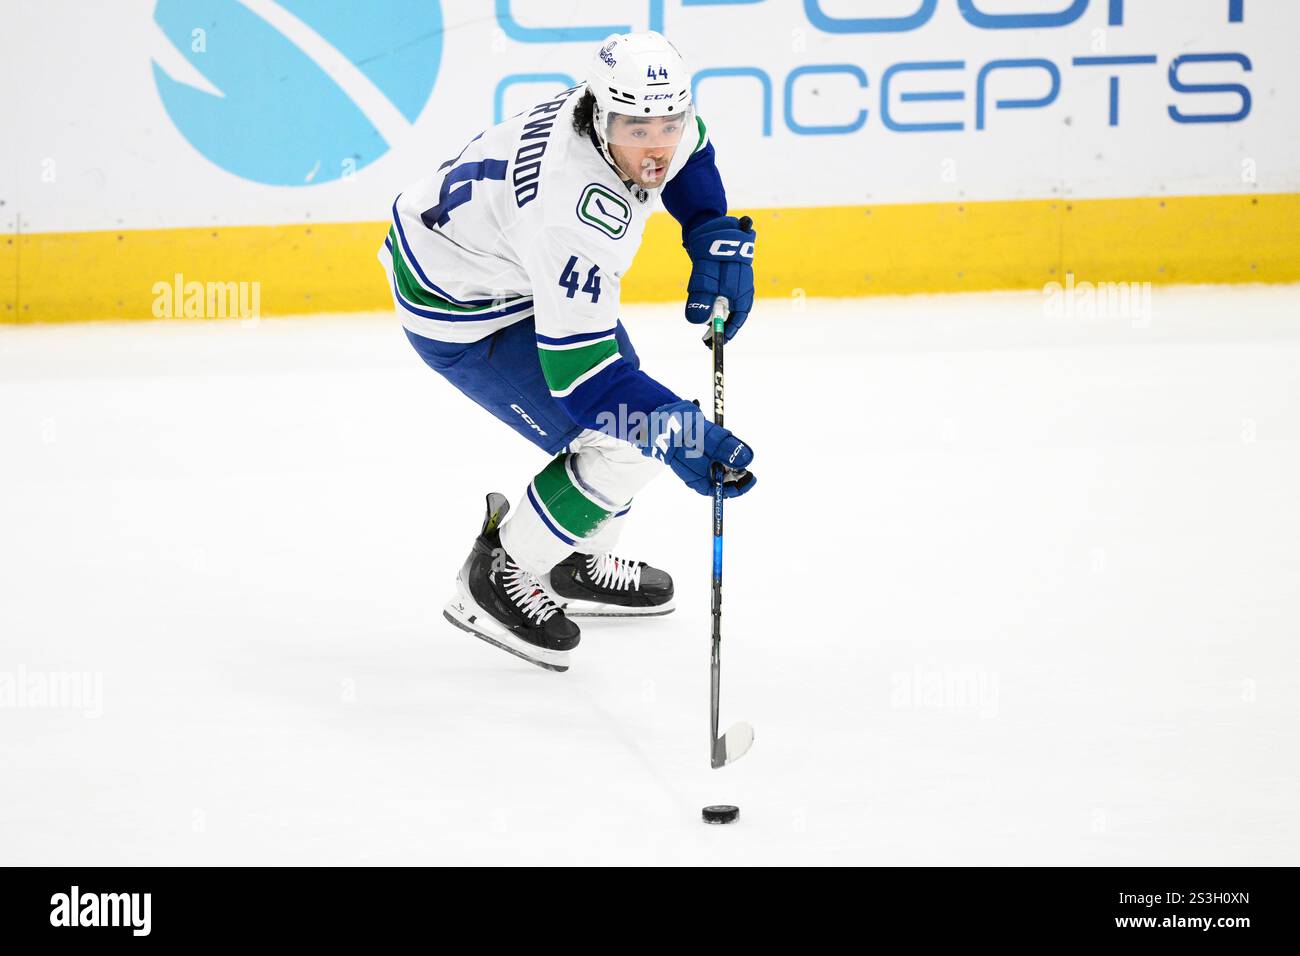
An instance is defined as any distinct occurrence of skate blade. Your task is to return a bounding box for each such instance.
[442,589,570,673]
[559,598,676,619]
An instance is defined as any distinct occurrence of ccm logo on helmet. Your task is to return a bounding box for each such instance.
[709,239,755,260]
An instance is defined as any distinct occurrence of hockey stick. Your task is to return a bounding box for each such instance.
[708,271,755,770]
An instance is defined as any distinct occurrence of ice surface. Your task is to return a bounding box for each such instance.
[2,285,1298,865]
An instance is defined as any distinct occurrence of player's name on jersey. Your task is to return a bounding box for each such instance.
[514,85,579,208]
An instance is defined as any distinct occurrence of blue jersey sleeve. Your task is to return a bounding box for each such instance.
[662,140,728,245]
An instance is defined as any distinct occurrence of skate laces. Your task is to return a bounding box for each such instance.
[586,553,643,591]
[503,564,561,623]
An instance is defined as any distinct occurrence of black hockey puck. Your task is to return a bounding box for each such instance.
[702,805,740,825]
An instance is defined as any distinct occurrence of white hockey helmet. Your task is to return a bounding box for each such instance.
[586,31,694,163]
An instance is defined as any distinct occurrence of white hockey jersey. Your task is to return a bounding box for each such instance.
[379,85,708,348]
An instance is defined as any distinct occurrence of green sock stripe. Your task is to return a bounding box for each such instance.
[532,454,612,538]
[537,338,620,394]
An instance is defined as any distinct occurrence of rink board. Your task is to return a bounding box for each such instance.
[5,192,1300,323]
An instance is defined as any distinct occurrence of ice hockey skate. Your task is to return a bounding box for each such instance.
[547,552,675,617]
[443,493,580,672]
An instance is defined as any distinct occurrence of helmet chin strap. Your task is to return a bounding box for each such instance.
[591,101,619,170]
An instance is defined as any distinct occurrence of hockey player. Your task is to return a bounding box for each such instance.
[379,31,757,671]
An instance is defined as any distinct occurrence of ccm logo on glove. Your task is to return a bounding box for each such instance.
[708,239,755,259]
[684,215,756,344]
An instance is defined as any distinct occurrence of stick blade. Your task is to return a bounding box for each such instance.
[710,721,755,769]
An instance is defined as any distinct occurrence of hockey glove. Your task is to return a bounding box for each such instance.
[638,400,756,498]
[684,215,755,343]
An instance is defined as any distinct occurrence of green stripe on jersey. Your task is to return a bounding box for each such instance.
[532,454,613,538]
[537,337,620,394]
[692,115,708,154]
[389,228,528,314]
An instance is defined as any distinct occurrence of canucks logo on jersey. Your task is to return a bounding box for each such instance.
[577,185,634,239]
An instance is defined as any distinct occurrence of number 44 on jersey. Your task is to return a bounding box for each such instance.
[559,255,602,304]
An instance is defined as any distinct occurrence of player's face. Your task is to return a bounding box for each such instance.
[607,113,687,188]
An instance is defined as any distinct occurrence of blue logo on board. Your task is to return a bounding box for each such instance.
[152,0,442,186]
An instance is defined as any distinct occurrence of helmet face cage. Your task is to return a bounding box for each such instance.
[598,102,694,149]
